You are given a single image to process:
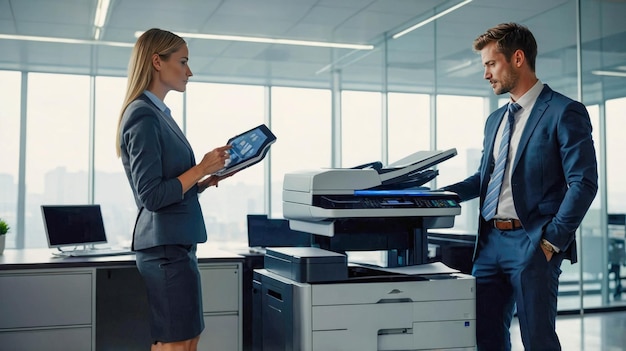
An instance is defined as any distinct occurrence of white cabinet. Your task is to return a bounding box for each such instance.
[0,269,95,351]
[0,252,243,351]
[198,263,242,351]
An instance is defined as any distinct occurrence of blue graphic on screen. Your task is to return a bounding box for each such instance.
[226,128,268,167]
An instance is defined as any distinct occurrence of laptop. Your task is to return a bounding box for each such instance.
[41,204,133,257]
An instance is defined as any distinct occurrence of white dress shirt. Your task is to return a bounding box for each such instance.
[493,79,544,220]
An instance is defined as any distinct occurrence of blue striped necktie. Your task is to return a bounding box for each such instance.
[482,102,521,221]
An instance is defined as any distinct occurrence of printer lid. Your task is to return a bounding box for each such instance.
[362,148,456,187]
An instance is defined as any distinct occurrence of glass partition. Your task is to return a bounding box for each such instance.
[341,90,382,167]
[387,93,430,163]
[25,73,91,248]
[0,71,21,249]
[435,95,485,233]
[581,0,626,309]
[270,86,332,218]
[186,82,265,249]
[94,76,135,248]
[605,98,626,306]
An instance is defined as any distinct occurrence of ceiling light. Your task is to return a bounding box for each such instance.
[94,0,111,28]
[0,34,133,47]
[591,70,626,78]
[445,59,474,74]
[135,31,374,50]
[316,48,379,75]
[392,0,472,40]
[93,0,110,40]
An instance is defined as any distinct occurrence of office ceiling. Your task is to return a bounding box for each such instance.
[0,0,625,97]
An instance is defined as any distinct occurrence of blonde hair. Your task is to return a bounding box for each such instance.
[115,28,186,157]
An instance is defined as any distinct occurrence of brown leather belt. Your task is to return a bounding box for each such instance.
[491,218,522,231]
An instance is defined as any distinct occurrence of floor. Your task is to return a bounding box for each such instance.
[510,309,626,350]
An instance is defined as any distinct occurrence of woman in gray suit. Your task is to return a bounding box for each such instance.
[116,28,232,351]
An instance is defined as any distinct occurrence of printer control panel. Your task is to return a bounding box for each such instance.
[315,190,460,210]
[380,197,458,208]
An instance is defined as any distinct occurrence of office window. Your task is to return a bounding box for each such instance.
[342,90,382,168]
[164,92,183,127]
[25,73,90,248]
[435,95,485,233]
[186,82,265,249]
[387,93,430,162]
[94,76,136,247]
[0,71,21,248]
[270,87,332,218]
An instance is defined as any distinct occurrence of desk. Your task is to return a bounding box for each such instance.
[0,247,244,351]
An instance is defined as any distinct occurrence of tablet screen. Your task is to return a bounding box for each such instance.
[215,124,276,176]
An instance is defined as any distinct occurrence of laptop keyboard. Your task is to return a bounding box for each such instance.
[67,248,134,257]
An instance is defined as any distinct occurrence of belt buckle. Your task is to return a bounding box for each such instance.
[494,219,514,230]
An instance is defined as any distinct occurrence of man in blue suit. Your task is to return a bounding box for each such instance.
[442,23,598,350]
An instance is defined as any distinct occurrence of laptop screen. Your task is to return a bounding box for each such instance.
[41,204,108,248]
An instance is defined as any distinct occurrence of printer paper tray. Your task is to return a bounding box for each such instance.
[311,300,475,351]
[310,273,474,305]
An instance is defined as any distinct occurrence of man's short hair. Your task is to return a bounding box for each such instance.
[473,22,537,72]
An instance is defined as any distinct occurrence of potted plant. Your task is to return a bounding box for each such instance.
[0,218,9,255]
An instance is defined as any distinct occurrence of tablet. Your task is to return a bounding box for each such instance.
[214,124,277,176]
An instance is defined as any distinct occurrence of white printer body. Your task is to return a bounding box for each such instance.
[252,149,476,351]
[254,258,476,351]
[282,149,461,237]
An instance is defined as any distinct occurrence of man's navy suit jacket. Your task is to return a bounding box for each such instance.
[444,84,598,263]
[119,94,207,250]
